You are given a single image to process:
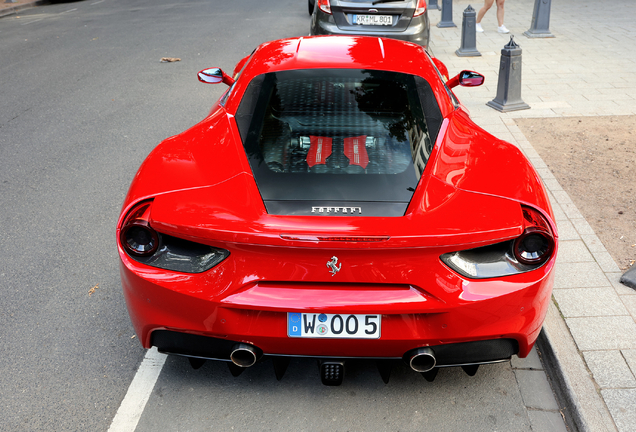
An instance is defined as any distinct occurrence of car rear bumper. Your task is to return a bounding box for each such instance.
[310,14,430,47]
[151,329,519,367]
[120,251,555,362]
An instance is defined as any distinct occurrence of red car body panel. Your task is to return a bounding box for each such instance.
[118,36,557,370]
[430,109,553,217]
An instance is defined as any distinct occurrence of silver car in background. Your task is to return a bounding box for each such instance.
[309,0,430,49]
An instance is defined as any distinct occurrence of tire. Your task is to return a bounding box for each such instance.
[308,0,314,15]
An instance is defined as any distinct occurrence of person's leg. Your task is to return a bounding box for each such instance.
[476,0,495,23]
[495,0,506,26]
[495,0,509,32]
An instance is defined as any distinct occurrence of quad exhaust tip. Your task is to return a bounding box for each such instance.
[230,343,261,368]
[404,347,436,373]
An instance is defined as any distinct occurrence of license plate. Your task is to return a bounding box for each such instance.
[354,15,392,26]
[288,313,381,339]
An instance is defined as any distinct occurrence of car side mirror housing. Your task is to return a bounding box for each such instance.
[197,68,235,86]
[447,70,485,89]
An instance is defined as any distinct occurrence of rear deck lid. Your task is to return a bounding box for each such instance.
[234,68,443,216]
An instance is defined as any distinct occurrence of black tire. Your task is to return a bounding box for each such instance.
[308,0,314,15]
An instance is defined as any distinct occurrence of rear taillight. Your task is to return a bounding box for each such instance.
[120,201,158,257]
[414,0,427,17]
[119,199,230,273]
[440,204,556,279]
[513,206,555,265]
[317,0,331,14]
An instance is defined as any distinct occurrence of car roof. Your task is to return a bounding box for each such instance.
[251,36,430,74]
[225,35,454,115]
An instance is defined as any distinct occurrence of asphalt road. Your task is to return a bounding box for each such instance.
[0,1,560,431]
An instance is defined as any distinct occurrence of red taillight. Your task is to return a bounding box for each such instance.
[317,0,331,14]
[513,206,555,265]
[414,0,427,17]
[120,201,159,257]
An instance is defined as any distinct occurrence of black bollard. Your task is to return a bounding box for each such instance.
[456,5,481,57]
[620,266,636,289]
[437,0,456,28]
[524,0,555,38]
[487,37,530,112]
[429,0,441,11]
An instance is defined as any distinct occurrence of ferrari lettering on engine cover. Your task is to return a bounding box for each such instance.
[312,207,362,214]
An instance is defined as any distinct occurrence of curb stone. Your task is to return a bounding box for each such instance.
[539,301,618,432]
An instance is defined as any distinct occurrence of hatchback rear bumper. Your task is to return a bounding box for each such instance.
[310,14,430,47]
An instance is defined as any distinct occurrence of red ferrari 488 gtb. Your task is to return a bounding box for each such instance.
[118,36,557,386]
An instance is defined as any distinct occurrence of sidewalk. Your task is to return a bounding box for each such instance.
[1,0,60,17]
[428,1,636,431]
[0,0,47,17]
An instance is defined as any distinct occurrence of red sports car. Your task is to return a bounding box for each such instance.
[118,35,557,386]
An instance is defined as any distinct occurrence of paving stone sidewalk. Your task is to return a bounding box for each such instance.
[0,0,48,17]
[428,1,636,431]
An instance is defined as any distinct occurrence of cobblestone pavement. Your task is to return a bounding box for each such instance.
[0,0,46,15]
[429,1,636,431]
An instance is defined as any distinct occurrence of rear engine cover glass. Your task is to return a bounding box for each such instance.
[235,69,441,216]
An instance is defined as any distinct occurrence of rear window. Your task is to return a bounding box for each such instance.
[234,68,442,214]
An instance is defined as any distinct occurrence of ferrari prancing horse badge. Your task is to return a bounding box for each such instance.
[327,256,341,276]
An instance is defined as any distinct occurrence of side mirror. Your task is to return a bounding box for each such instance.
[197,68,235,86]
[447,70,485,89]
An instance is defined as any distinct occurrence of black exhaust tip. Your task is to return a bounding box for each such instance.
[319,360,345,386]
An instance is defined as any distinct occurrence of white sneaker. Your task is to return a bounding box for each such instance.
[475,23,484,33]
[498,25,510,34]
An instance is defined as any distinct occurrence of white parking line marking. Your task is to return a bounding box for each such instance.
[108,347,167,432]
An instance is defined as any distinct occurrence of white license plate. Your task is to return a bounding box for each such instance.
[354,15,392,26]
[288,313,381,339]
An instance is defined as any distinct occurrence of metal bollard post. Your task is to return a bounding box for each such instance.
[428,0,441,11]
[456,5,481,57]
[524,0,555,38]
[437,0,456,28]
[487,37,530,112]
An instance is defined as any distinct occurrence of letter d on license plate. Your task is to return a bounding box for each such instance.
[288,313,381,339]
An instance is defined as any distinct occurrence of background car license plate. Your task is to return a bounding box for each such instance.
[354,15,392,26]
[288,313,381,339]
